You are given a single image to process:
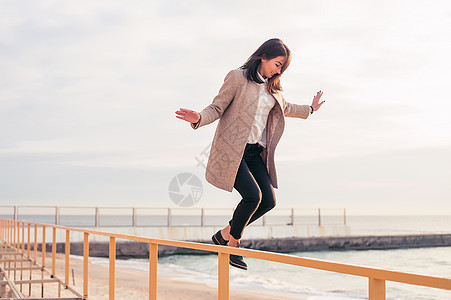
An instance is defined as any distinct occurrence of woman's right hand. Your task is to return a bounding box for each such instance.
[175,108,200,123]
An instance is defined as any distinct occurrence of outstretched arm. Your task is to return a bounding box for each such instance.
[175,70,238,129]
[284,91,325,118]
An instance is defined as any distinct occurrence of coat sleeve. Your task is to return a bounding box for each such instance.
[191,70,238,129]
[281,94,310,119]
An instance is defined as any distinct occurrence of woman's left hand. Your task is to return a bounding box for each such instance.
[311,91,325,112]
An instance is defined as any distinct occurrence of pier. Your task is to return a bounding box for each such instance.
[0,237,81,299]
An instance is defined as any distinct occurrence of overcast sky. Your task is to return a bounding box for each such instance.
[1,0,450,215]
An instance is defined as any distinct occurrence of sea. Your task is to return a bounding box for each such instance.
[1,211,349,228]
[2,213,451,236]
[1,212,451,299]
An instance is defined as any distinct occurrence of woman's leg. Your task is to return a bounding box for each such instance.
[221,157,275,240]
[222,144,275,270]
[228,157,262,240]
[244,153,276,225]
[227,144,276,240]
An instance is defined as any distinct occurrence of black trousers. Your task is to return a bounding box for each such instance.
[229,143,276,240]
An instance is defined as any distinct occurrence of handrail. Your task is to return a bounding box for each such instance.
[0,205,347,227]
[1,218,450,300]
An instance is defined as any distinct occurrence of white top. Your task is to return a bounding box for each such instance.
[247,71,276,148]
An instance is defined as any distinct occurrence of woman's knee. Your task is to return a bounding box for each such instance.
[265,197,276,211]
[245,189,262,207]
[260,191,276,211]
[236,183,262,207]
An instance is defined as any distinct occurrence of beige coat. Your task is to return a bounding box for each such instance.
[192,69,310,192]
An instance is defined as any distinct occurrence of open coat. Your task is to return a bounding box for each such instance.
[192,69,310,192]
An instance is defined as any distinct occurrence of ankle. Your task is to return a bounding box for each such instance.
[228,236,240,247]
[221,226,231,240]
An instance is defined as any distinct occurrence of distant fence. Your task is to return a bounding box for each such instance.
[0,206,347,228]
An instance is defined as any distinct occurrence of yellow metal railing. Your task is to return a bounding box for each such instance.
[0,218,450,300]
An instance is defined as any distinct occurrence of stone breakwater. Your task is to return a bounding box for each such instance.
[32,234,451,258]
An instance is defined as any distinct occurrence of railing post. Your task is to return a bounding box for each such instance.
[149,243,158,300]
[21,222,25,254]
[218,251,229,300]
[83,232,89,300]
[14,221,16,248]
[42,225,46,267]
[95,207,99,227]
[18,221,21,251]
[34,224,38,262]
[14,220,16,247]
[201,208,204,227]
[132,207,137,227]
[27,224,31,258]
[291,208,294,225]
[109,236,116,300]
[167,208,171,227]
[55,206,60,226]
[318,208,322,226]
[369,278,386,300]
[344,208,347,226]
[14,205,18,222]
[11,220,13,245]
[13,220,16,248]
[52,227,56,277]
[16,221,20,249]
[65,230,70,288]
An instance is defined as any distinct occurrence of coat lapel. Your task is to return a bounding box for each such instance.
[271,91,284,112]
[268,91,284,130]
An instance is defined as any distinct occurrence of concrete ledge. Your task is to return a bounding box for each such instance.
[244,234,451,252]
[31,234,451,258]
[64,225,352,242]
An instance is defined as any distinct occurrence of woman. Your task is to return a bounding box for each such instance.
[175,38,325,270]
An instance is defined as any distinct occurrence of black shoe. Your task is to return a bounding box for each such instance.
[212,230,228,246]
[229,254,248,270]
[229,241,247,270]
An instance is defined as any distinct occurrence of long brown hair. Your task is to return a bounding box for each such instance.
[240,38,291,94]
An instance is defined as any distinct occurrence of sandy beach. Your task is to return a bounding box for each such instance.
[19,252,298,300]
